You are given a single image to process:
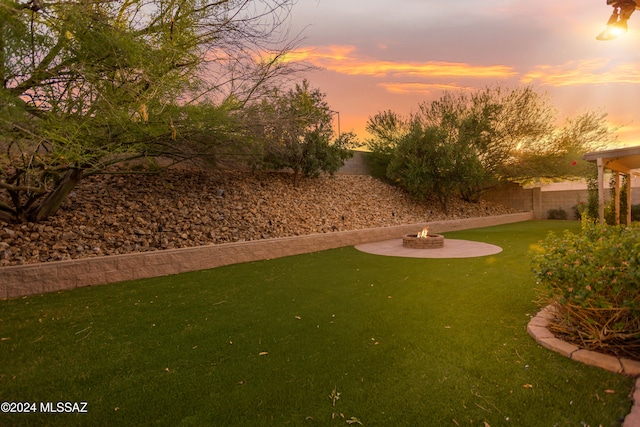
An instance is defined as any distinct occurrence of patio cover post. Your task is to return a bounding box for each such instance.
[584,145,640,225]
[615,171,621,225]
[628,174,633,224]
[597,157,605,224]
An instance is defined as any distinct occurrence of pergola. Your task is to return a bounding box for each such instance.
[583,145,640,224]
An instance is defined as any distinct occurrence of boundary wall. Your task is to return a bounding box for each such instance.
[0,212,532,299]
[484,183,640,220]
[336,151,371,175]
[339,153,640,221]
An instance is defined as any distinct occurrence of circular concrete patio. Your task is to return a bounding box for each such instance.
[355,238,502,258]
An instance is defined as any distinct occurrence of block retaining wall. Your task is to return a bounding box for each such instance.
[484,184,640,220]
[0,212,532,299]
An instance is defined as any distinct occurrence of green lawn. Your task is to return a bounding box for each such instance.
[0,221,634,426]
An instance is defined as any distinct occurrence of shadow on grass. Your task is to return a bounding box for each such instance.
[0,221,634,426]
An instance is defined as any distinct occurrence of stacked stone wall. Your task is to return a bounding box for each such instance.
[0,212,532,299]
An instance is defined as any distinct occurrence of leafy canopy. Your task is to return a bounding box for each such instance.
[366,86,616,209]
[246,79,355,186]
[0,0,298,222]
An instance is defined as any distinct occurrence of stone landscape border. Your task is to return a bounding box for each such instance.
[528,306,640,377]
[0,212,532,299]
[528,305,640,427]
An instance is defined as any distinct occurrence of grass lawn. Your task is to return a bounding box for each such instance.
[0,221,635,426]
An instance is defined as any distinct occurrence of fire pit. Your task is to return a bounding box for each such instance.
[403,227,444,249]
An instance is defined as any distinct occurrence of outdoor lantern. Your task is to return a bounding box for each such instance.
[597,0,638,40]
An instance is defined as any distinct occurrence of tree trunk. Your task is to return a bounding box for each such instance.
[27,168,83,222]
[293,168,301,187]
[0,205,14,223]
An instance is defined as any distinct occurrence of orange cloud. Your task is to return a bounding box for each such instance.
[378,82,474,94]
[521,59,640,86]
[285,45,517,79]
[284,45,355,63]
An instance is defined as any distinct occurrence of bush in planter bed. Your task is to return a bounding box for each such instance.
[531,220,640,360]
[547,207,568,220]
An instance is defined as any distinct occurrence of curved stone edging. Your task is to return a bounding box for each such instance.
[0,212,532,300]
[527,305,640,427]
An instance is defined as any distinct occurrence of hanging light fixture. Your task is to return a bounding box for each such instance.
[597,0,638,40]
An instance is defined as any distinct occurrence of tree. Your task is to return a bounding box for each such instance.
[364,110,409,179]
[415,86,560,201]
[371,86,616,207]
[387,124,467,213]
[0,0,299,223]
[246,80,355,186]
[507,110,614,182]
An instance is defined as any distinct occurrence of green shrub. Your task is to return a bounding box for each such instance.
[632,204,640,222]
[573,202,640,225]
[604,174,630,225]
[531,221,640,360]
[572,203,584,220]
[547,207,568,220]
[364,151,393,182]
[386,125,465,213]
[585,176,600,220]
[604,203,640,225]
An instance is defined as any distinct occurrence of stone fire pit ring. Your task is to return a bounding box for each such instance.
[402,233,445,249]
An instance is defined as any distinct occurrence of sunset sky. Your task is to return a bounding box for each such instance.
[286,0,640,147]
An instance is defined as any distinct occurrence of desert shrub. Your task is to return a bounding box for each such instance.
[531,221,640,360]
[547,208,568,220]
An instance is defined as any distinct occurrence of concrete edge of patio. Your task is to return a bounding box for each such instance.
[0,212,532,300]
[528,305,640,427]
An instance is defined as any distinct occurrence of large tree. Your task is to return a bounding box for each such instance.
[413,86,559,201]
[0,0,299,223]
[367,86,616,206]
[506,110,616,182]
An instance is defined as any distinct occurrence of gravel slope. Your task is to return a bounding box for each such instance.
[0,169,517,266]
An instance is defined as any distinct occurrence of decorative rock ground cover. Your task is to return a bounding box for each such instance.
[0,169,516,266]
